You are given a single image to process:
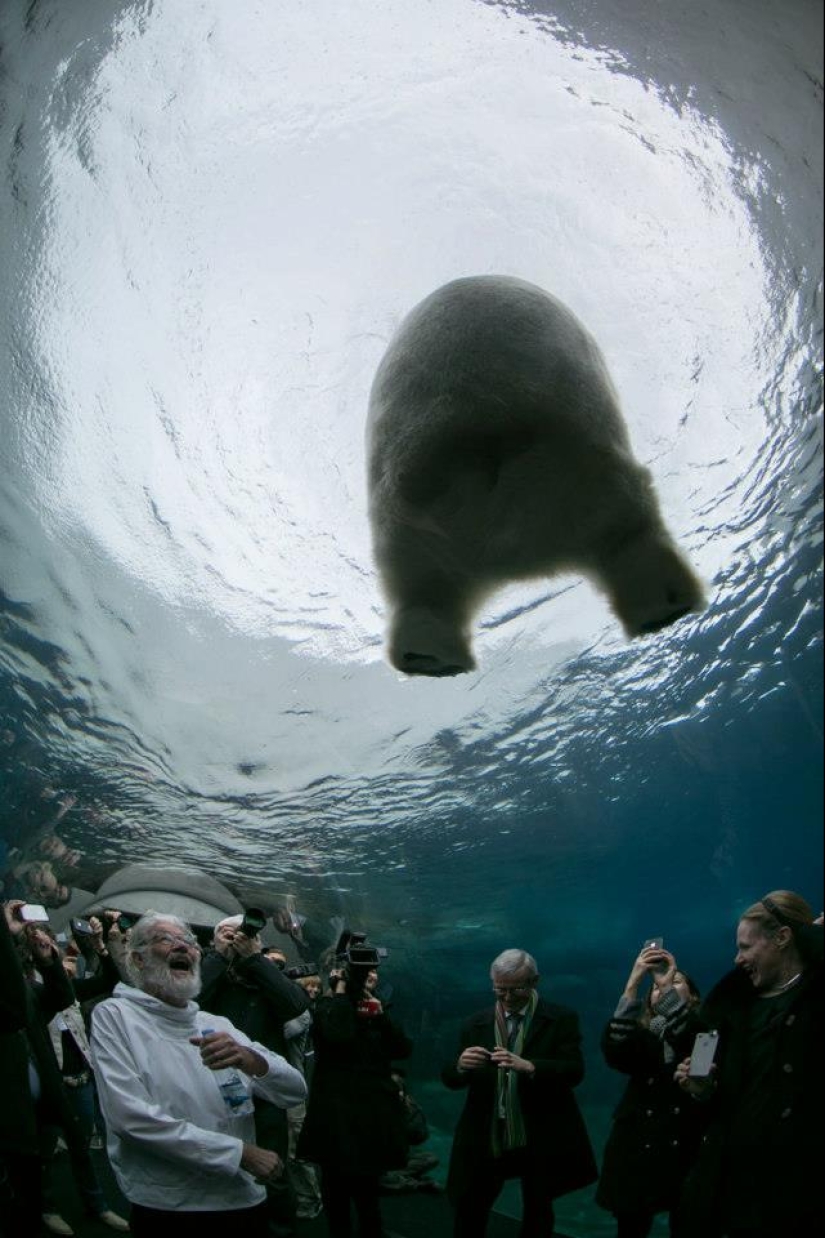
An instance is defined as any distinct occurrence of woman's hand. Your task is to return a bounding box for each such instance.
[651,949,678,989]
[674,1055,716,1099]
[624,946,664,995]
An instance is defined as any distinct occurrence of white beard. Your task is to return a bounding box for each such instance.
[140,954,202,1004]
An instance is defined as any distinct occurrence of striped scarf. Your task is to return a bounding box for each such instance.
[491,989,538,1156]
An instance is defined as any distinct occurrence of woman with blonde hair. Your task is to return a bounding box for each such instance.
[675,890,823,1237]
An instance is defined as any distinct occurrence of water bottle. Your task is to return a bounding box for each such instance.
[200,1027,255,1119]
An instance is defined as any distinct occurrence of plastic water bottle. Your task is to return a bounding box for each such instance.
[200,1027,254,1119]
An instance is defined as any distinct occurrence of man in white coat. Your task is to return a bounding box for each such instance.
[90,912,307,1237]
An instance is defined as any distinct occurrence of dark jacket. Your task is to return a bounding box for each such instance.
[596,993,707,1217]
[198,948,309,1058]
[298,994,413,1174]
[442,998,597,1203]
[0,914,85,1158]
[678,959,824,1236]
[198,948,310,1156]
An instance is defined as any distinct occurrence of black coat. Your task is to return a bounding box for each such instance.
[678,960,824,1236]
[298,994,413,1174]
[595,1003,707,1216]
[442,998,597,1203]
[198,948,309,1057]
[0,915,85,1158]
[198,948,311,1156]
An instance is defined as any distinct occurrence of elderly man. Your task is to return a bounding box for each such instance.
[442,948,597,1237]
[90,912,306,1237]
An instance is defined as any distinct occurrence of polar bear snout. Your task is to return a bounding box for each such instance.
[389,605,476,677]
[397,651,471,677]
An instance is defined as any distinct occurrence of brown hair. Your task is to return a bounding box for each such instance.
[740,890,814,936]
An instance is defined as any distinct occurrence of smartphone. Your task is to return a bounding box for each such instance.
[70,917,95,936]
[17,903,50,923]
[642,936,664,951]
[689,1030,720,1077]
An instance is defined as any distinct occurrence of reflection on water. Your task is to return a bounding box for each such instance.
[0,2,822,1229]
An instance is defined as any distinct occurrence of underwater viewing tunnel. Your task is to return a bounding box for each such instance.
[1,0,822,1234]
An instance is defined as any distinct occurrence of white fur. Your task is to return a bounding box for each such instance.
[367,276,705,676]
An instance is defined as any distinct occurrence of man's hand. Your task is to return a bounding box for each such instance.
[190,1031,268,1078]
[491,1048,535,1075]
[457,1046,492,1072]
[212,922,237,958]
[240,1144,283,1184]
[231,931,262,961]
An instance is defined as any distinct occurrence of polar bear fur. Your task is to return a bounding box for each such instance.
[367,275,705,676]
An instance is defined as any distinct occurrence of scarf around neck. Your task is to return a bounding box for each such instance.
[492,988,538,1156]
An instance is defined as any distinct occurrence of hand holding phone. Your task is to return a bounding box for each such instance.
[688,1030,719,1078]
[17,903,50,924]
[641,937,669,975]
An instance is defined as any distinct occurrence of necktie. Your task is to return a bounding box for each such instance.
[507,1013,522,1050]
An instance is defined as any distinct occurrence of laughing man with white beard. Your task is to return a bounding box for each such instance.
[90,912,307,1237]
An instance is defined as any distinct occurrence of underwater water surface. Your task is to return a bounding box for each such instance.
[1,1,822,1232]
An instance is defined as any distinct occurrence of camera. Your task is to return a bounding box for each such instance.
[286,963,319,980]
[335,929,388,969]
[333,930,388,999]
[238,907,267,938]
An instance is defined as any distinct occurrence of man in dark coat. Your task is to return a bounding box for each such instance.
[1,899,86,1232]
[442,947,597,1237]
[198,913,310,1238]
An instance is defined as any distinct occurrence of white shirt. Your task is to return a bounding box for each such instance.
[90,982,306,1212]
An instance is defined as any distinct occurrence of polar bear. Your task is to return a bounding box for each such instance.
[367,275,705,676]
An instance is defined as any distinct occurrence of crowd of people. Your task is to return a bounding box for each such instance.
[1,887,822,1238]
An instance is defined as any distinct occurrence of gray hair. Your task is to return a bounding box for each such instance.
[490,949,538,979]
[126,911,192,985]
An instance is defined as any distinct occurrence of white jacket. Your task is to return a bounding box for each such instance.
[90,982,306,1212]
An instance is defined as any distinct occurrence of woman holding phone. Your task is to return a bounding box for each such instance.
[596,942,707,1237]
[674,890,823,1238]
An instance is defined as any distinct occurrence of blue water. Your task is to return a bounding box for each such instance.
[1,1,822,1232]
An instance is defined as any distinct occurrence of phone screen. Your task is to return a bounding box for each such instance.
[689,1030,719,1077]
[19,903,50,923]
[643,937,664,951]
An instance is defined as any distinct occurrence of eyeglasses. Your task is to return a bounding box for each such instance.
[148,932,200,951]
[492,983,534,997]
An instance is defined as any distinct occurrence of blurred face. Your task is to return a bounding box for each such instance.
[25,862,69,908]
[300,977,322,1001]
[62,954,79,979]
[135,919,202,1006]
[365,969,379,993]
[650,971,695,1007]
[735,919,784,991]
[491,967,537,1012]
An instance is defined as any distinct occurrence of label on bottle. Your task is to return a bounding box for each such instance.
[200,1026,254,1120]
